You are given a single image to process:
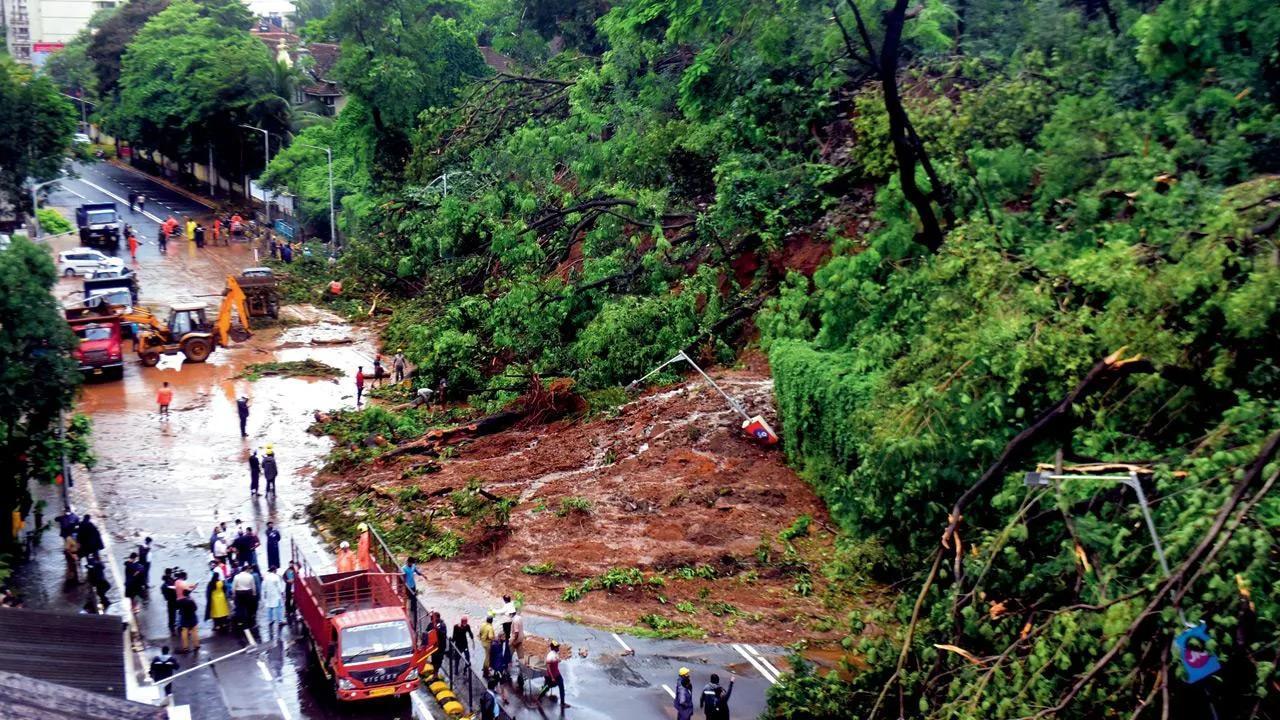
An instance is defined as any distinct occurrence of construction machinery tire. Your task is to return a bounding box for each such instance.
[442,700,465,716]
[140,352,161,367]
[182,337,212,363]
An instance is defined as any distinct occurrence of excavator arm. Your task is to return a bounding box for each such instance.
[118,306,170,335]
[216,276,252,347]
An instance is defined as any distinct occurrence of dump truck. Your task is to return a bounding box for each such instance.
[65,310,125,379]
[234,267,280,318]
[74,202,122,250]
[292,531,431,702]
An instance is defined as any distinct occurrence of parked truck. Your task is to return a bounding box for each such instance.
[65,310,125,379]
[75,202,122,250]
[292,531,431,702]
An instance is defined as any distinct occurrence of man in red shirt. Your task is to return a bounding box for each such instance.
[355,367,365,406]
[537,641,568,707]
[156,381,173,417]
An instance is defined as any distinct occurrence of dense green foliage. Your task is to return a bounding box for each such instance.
[0,58,77,219]
[277,0,1280,715]
[0,238,84,543]
[101,0,290,167]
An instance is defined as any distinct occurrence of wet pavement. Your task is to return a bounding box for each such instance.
[15,162,782,720]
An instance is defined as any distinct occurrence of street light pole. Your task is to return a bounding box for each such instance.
[296,142,335,252]
[239,124,271,226]
[28,176,66,240]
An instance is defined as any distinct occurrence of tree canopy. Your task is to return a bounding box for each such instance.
[0,58,76,218]
[102,0,288,162]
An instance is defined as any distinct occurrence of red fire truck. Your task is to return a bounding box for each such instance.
[292,533,432,701]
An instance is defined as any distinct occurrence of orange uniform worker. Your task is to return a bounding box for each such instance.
[356,524,372,571]
[156,382,173,417]
[128,233,139,261]
[336,540,355,573]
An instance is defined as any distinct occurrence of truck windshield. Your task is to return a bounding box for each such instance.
[87,210,116,225]
[339,621,413,664]
[77,326,113,341]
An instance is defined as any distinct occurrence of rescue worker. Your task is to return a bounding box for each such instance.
[128,230,139,262]
[335,541,355,573]
[675,667,695,720]
[393,350,407,383]
[355,366,365,406]
[184,217,196,243]
[700,673,734,720]
[156,382,173,417]
[262,445,278,495]
[148,646,179,696]
[356,523,372,571]
[205,571,231,632]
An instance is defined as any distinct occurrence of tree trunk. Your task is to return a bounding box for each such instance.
[879,0,946,253]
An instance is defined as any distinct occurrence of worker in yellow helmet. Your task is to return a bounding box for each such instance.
[674,667,694,720]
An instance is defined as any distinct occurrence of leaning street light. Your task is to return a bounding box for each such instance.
[295,142,336,253]
[239,124,272,226]
[1026,469,1188,625]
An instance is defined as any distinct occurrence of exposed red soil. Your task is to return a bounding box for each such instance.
[314,359,860,645]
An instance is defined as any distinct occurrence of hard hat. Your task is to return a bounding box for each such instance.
[679,667,690,677]
[357,522,369,532]
[487,609,495,618]
[339,541,350,549]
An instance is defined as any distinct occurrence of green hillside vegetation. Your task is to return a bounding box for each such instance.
[280,0,1279,717]
[76,0,1280,716]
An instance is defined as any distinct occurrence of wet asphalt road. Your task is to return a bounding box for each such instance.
[15,162,783,720]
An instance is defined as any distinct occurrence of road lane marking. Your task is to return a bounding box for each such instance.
[745,644,784,680]
[610,632,633,653]
[243,628,258,647]
[662,684,675,698]
[275,697,293,720]
[76,177,164,224]
[57,185,88,200]
[731,643,778,684]
[257,659,272,681]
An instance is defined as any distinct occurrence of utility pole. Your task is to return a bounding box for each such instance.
[296,142,335,252]
[239,124,272,226]
[28,175,65,239]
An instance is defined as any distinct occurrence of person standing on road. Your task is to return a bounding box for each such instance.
[283,561,297,618]
[231,564,257,628]
[212,218,222,244]
[138,536,153,585]
[265,522,281,570]
[262,446,278,496]
[429,611,449,675]
[509,609,524,662]
[479,612,496,676]
[76,514,104,562]
[537,641,567,707]
[149,645,179,697]
[393,351,407,383]
[157,225,168,253]
[261,566,285,639]
[205,571,231,632]
[137,194,146,213]
[700,673,734,720]
[128,192,138,212]
[85,555,110,609]
[128,230,139,262]
[161,569,178,634]
[236,396,250,437]
[184,217,195,244]
[157,382,173,417]
[500,594,515,642]
[177,590,199,653]
[355,366,365,406]
[489,630,509,680]
[675,668,695,720]
[194,223,205,249]
[124,552,145,612]
[63,532,80,584]
[248,449,260,495]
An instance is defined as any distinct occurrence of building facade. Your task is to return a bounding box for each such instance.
[4,0,117,64]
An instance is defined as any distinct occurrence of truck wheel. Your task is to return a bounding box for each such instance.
[140,352,160,367]
[182,338,212,363]
[64,268,76,277]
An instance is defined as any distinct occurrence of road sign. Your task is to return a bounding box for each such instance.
[1175,623,1221,684]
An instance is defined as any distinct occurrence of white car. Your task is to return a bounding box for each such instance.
[73,133,92,145]
[57,248,124,277]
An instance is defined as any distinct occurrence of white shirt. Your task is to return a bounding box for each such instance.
[500,600,516,617]
[261,571,285,608]
[232,571,256,594]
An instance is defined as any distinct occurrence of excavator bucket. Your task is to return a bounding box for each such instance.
[216,275,253,346]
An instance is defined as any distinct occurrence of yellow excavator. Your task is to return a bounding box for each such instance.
[121,276,252,366]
